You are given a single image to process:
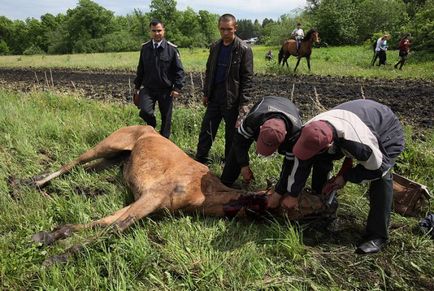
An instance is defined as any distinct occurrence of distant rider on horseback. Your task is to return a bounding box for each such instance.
[291,23,304,55]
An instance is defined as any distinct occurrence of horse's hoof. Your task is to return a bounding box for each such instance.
[31,172,51,188]
[32,231,56,246]
[42,244,84,267]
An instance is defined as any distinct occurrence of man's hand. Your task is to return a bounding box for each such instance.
[235,105,250,128]
[170,90,180,98]
[240,166,254,185]
[321,175,346,195]
[202,96,208,107]
[281,195,299,210]
[267,191,282,209]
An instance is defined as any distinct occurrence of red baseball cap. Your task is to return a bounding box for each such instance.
[256,118,287,156]
[293,120,333,160]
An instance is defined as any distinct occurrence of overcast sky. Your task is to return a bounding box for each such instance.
[0,0,306,22]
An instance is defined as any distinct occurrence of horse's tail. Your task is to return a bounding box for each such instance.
[278,46,284,65]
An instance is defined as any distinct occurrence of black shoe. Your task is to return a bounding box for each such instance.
[355,238,387,254]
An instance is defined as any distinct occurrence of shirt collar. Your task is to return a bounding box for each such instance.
[152,39,164,48]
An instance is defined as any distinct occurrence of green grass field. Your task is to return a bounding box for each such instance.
[1,45,433,79]
[1,89,433,289]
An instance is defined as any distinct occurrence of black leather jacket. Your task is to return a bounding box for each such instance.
[134,39,185,91]
[203,36,253,109]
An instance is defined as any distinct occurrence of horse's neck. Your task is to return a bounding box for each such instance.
[202,173,244,200]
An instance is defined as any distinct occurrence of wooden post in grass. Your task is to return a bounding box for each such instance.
[190,72,195,99]
[49,69,54,87]
[44,71,49,88]
[361,86,366,99]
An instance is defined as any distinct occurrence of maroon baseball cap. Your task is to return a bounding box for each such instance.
[293,120,333,160]
[256,118,287,156]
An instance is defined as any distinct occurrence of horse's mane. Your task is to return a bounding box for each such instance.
[303,29,318,41]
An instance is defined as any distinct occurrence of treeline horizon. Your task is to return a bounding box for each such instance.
[0,0,433,55]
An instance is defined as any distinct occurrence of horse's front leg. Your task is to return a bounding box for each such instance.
[306,56,311,71]
[294,57,302,72]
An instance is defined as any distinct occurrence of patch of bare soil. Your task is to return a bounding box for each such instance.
[0,68,432,127]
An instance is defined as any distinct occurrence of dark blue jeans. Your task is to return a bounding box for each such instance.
[195,84,238,163]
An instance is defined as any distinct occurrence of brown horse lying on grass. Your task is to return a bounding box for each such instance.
[31,125,335,264]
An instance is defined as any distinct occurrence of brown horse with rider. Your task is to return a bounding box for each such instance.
[278,28,320,72]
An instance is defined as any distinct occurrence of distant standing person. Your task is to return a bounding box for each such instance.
[265,50,273,61]
[395,34,411,70]
[195,14,254,164]
[133,19,185,138]
[373,34,390,66]
[291,23,304,55]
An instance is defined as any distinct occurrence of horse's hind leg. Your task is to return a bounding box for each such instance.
[32,205,132,246]
[32,190,166,246]
[33,126,151,188]
[284,55,290,68]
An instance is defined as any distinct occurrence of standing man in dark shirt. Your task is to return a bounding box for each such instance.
[133,19,185,138]
[195,14,254,164]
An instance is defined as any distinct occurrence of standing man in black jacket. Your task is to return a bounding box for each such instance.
[220,96,302,187]
[195,14,254,164]
[133,19,185,139]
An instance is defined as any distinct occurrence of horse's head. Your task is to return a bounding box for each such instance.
[305,29,320,44]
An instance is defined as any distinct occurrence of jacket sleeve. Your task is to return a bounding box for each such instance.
[202,46,213,96]
[134,48,144,90]
[232,130,254,168]
[171,48,185,91]
[275,154,313,197]
[239,46,253,106]
[339,139,386,183]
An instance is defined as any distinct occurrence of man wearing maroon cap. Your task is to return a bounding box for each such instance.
[220,96,302,189]
[284,99,405,254]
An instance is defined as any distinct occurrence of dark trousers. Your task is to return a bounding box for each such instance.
[395,52,408,70]
[312,157,393,240]
[196,85,238,163]
[366,171,393,240]
[220,146,241,185]
[139,87,173,138]
[378,50,387,65]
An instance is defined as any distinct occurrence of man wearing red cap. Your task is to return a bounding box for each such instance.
[220,96,302,189]
[284,99,405,254]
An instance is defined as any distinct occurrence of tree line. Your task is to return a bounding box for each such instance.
[0,0,432,55]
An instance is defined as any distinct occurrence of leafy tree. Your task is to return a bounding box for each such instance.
[355,0,408,43]
[198,10,219,45]
[9,20,32,54]
[65,0,115,52]
[410,0,434,51]
[0,39,9,55]
[312,0,358,45]
[0,16,13,54]
[125,9,150,41]
[237,19,256,39]
[175,7,204,47]
[261,18,274,28]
